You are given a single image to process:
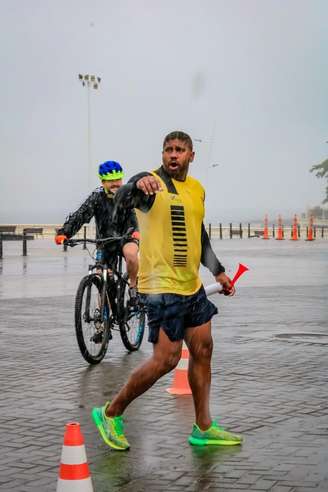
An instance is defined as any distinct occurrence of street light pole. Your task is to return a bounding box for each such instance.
[78,74,101,190]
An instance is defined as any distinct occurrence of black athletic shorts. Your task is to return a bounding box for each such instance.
[140,285,218,344]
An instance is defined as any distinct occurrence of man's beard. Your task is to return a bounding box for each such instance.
[165,163,189,181]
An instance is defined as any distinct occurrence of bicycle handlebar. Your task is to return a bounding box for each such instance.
[65,227,134,248]
[65,237,120,247]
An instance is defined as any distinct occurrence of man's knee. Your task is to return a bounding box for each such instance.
[155,347,182,375]
[189,337,213,361]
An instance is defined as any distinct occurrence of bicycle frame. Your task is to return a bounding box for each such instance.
[85,253,129,327]
[67,232,146,362]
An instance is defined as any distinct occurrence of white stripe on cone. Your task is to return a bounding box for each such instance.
[166,342,192,394]
[60,445,87,465]
[176,356,188,370]
[57,478,93,492]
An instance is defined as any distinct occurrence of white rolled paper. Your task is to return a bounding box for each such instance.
[204,282,222,296]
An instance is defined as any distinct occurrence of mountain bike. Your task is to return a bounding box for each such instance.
[65,233,146,364]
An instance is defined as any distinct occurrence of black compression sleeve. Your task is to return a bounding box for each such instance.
[127,172,157,211]
[114,172,156,212]
[112,172,156,228]
[200,223,225,275]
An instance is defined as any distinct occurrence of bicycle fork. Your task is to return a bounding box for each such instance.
[100,269,108,323]
[84,278,93,323]
[83,270,106,324]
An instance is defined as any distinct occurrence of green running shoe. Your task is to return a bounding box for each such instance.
[91,403,130,451]
[188,420,243,446]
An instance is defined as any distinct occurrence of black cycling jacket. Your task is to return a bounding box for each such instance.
[57,186,138,241]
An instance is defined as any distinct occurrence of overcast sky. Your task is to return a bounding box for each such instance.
[1,0,327,225]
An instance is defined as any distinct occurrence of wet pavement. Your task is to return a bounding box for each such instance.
[0,238,327,492]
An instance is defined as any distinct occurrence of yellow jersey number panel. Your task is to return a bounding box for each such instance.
[136,172,205,295]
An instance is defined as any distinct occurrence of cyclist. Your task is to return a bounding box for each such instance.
[55,161,139,300]
[91,132,243,450]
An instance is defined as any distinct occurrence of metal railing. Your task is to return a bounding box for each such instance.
[1,222,327,259]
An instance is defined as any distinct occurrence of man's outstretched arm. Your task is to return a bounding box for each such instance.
[113,171,163,221]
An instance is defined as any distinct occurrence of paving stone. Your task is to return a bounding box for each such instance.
[0,240,328,490]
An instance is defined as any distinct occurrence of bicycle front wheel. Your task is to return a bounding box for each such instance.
[75,274,111,364]
[118,274,145,351]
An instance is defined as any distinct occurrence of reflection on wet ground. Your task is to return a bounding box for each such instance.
[0,239,328,491]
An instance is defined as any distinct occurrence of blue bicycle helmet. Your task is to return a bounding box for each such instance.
[98,161,124,180]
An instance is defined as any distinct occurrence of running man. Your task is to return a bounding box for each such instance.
[92,132,243,449]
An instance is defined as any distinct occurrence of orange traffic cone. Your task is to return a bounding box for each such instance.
[276,215,284,240]
[306,215,315,241]
[57,422,93,492]
[290,214,298,241]
[263,214,269,239]
[166,344,192,395]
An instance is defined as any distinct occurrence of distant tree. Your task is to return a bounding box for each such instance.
[310,158,328,203]
[309,206,324,219]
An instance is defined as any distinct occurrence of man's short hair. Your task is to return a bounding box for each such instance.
[163,131,193,151]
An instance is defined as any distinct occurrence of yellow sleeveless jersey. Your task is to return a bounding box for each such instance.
[136,172,205,295]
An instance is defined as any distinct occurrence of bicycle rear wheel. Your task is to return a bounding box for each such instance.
[75,274,111,364]
[118,274,145,351]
